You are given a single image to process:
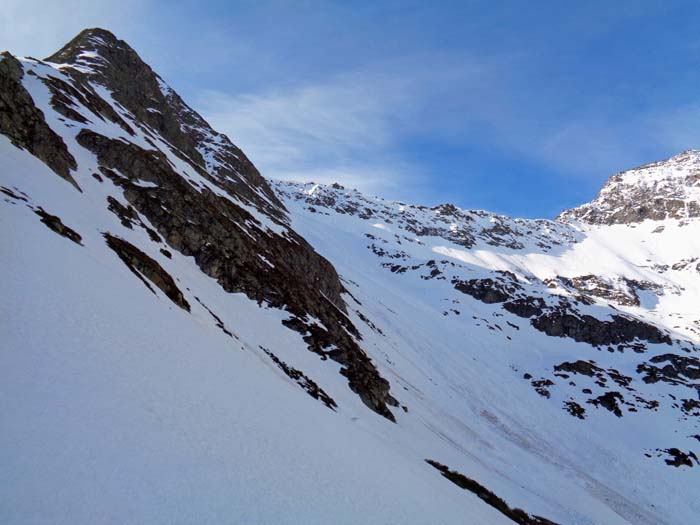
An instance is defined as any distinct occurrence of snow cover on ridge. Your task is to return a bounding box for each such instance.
[273,178,700,523]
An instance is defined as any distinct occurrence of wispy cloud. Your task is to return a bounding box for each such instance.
[195,58,491,200]
[197,79,414,197]
[488,101,700,178]
[197,50,699,205]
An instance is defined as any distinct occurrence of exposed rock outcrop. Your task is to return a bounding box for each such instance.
[260,346,337,410]
[0,52,79,189]
[637,354,700,387]
[531,309,671,347]
[425,460,560,525]
[452,271,672,348]
[75,128,396,419]
[19,27,401,419]
[104,233,190,311]
[34,207,82,245]
[0,28,397,420]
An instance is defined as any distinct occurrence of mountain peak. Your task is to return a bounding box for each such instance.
[43,27,154,99]
[45,28,133,65]
[68,27,121,45]
[39,27,284,218]
[558,149,700,225]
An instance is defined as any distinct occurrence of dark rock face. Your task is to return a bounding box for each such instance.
[77,126,335,303]
[531,310,671,348]
[503,297,547,318]
[1,185,29,202]
[281,317,397,421]
[453,278,512,303]
[554,360,601,377]
[564,400,586,419]
[106,195,139,229]
[681,398,700,417]
[104,233,190,311]
[452,271,521,304]
[531,378,554,398]
[0,52,79,189]
[539,360,667,419]
[425,460,560,525]
[74,125,396,419]
[659,448,699,468]
[34,207,82,245]
[555,360,632,390]
[637,354,700,386]
[260,346,337,410]
[587,391,624,417]
[452,269,671,349]
[40,71,135,136]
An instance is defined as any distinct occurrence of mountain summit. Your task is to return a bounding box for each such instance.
[46,27,132,63]
[559,149,700,224]
[2,29,699,525]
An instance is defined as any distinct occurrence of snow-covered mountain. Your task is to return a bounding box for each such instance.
[1,29,698,525]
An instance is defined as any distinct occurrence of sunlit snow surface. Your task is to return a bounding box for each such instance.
[1,54,699,524]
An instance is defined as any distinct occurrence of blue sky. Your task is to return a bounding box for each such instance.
[3,1,700,217]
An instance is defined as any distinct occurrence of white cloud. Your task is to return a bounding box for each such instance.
[199,83,392,165]
[195,67,438,200]
[503,103,700,179]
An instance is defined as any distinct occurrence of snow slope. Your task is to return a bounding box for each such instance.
[1,140,517,525]
[2,28,699,525]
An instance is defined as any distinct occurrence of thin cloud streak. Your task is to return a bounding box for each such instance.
[195,61,471,201]
[197,53,700,209]
[197,81,415,197]
[195,56,503,202]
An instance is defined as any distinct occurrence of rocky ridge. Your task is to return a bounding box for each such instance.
[275,177,700,462]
